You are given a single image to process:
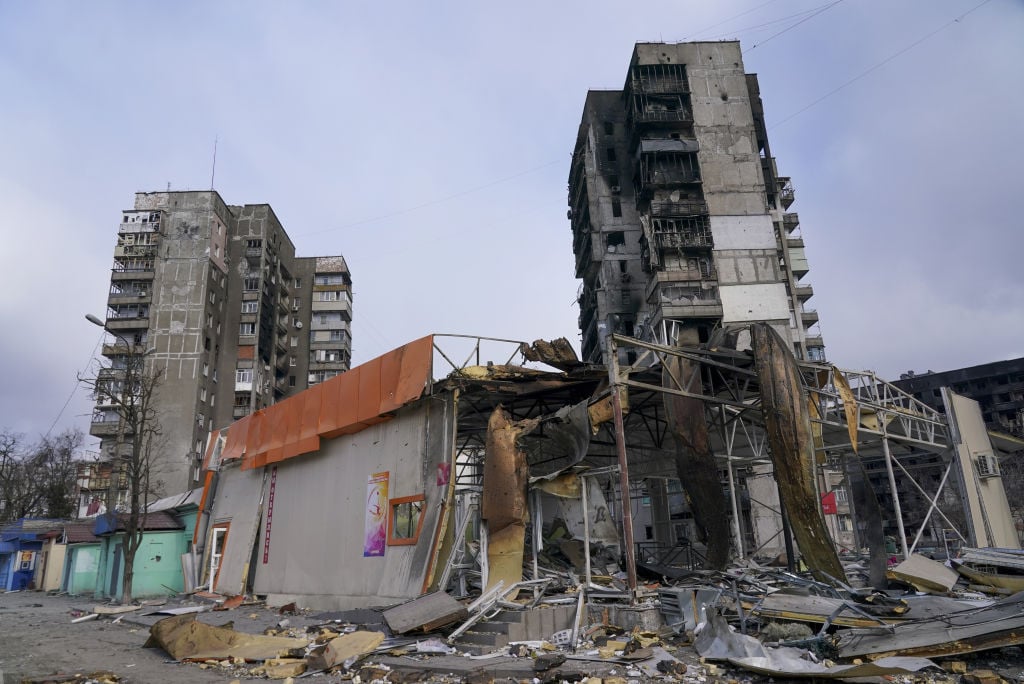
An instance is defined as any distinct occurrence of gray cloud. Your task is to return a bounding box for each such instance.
[0,0,1019,444]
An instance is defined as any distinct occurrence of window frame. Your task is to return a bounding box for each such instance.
[387,494,426,546]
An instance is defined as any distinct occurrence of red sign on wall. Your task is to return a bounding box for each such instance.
[821,490,837,515]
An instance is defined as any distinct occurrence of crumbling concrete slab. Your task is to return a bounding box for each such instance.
[889,554,959,593]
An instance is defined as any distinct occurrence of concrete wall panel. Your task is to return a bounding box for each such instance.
[720,283,790,323]
[250,397,455,608]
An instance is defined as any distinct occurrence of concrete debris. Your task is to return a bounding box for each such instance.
[520,338,581,372]
[888,554,960,594]
[322,630,386,668]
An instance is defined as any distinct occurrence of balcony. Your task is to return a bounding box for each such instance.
[632,106,693,124]
[311,297,352,320]
[650,283,722,318]
[113,244,158,258]
[653,228,712,251]
[778,178,795,210]
[636,167,701,191]
[648,199,707,218]
[106,316,150,331]
[118,219,160,234]
[631,76,689,95]
[574,233,598,279]
[786,236,804,249]
[782,212,800,233]
[644,268,716,303]
[245,247,263,260]
[112,262,154,277]
[794,284,814,301]
[107,291,151,306]
[101,343,147,357]
[788,247,809,278]
[89,419,123,437]
[800,309,820,326]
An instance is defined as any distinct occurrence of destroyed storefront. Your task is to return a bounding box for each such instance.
[190,330,1019,613]
[191,335,615,609]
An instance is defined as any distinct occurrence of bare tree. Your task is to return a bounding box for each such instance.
[83,333,165,603]
[0,428,83,523]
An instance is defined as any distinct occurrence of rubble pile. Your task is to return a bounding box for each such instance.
[51,549,1024,684]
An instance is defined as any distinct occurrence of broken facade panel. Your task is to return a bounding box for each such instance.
[752,323,846,584]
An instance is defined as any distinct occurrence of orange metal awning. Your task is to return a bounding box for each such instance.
[230,335,433,471]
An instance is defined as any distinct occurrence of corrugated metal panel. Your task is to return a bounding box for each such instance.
[234,335,434,471]
[222,415,251,462]
[286,383,323,460]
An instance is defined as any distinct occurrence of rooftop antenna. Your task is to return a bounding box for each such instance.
[166,181,171,191]
[210,135,218,190]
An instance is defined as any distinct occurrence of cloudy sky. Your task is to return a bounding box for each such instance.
[1,0,1021,447]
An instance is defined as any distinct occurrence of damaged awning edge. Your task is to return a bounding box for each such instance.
[215,335,434,470]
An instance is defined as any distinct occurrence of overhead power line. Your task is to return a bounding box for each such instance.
[771,0,996,129]
[743,0,845,53]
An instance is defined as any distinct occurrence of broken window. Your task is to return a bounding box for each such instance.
[388,494,425,546]
[606,231,625,252]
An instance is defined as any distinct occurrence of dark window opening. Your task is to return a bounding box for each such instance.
[606,147,617,162]
[618,261,627,273]
[607,231,625,248]
[612,199,622,217]
[603,122,614,135]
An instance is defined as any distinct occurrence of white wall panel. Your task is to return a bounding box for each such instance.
[710,214,776,249]
[720,283,790,322]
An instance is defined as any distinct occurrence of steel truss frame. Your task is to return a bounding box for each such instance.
[606,331,969,575]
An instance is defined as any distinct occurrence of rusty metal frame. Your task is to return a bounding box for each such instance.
[605,333,972,563]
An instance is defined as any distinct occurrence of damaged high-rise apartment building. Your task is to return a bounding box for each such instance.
[570,41,822,361]
[569,42,825,559]
[90,191,352,496]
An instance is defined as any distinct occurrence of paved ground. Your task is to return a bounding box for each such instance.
[0,592,708,683]
[0,592,233,683]
[5,591,1024,684]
